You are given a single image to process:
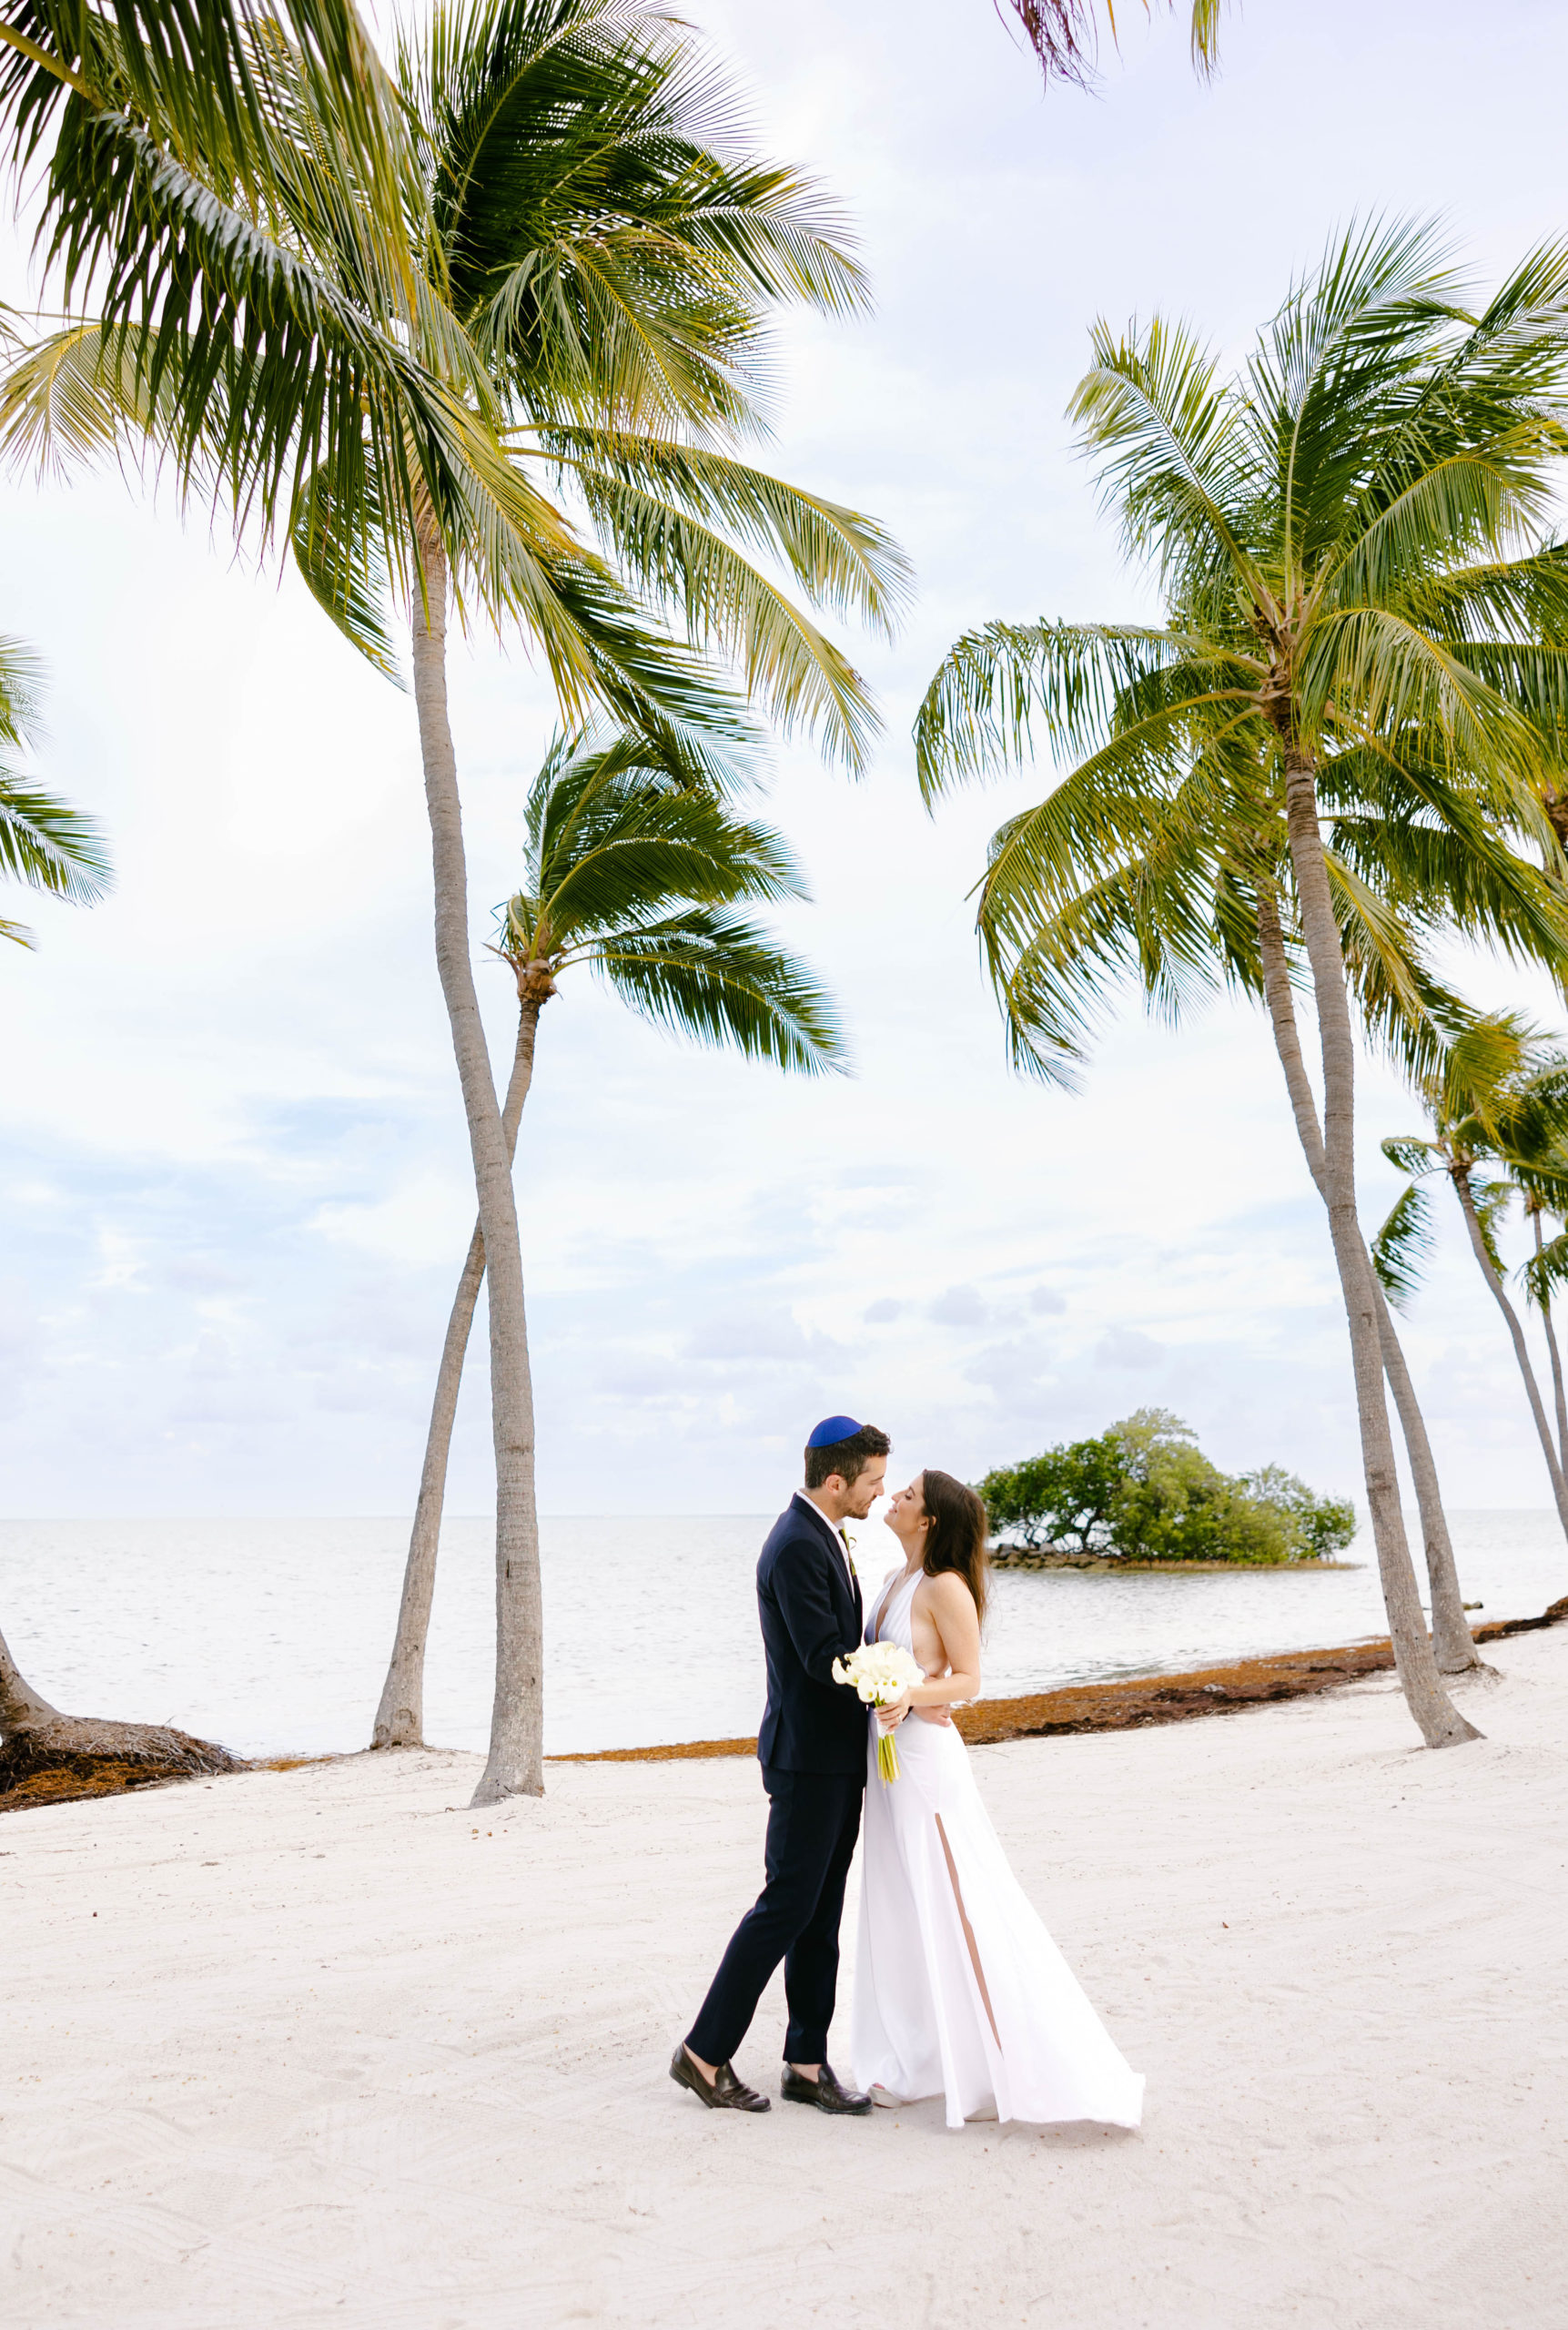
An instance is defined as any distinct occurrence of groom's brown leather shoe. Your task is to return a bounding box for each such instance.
[670,2045,771,2112]
[781,2062,872,2115]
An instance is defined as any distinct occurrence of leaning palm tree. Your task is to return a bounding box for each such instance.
[916,220,1568,1748]
[1,0,907,1804]
[0,635,109,945]
[372,722,845,1748]
[1374,1016,1568,1543]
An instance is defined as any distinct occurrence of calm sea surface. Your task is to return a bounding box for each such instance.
[2,1511,1563,1759]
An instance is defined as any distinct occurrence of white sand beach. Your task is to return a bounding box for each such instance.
[5,1633,1567,2330]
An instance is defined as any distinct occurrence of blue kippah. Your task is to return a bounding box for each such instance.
[806,1413,863,1449]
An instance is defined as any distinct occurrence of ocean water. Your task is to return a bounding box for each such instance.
[2,1510,1563,1760]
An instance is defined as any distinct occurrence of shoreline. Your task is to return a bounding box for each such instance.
[6,1596,1564,1812]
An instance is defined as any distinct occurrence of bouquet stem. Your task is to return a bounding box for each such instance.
[876,1726,901,1784]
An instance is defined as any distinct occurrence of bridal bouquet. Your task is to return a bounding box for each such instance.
[832,1642,926,1783]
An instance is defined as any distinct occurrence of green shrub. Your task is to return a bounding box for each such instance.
[976,1408,1357,1565]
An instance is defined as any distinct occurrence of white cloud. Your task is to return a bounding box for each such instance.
[684,1308,842,1364]
[928,1285,988,1329]
[1094,1328,1167,1373]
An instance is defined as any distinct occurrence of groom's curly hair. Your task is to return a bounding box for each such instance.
[803,1423,890,1490]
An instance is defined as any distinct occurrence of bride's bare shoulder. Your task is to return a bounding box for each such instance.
[916,1568,978,1616]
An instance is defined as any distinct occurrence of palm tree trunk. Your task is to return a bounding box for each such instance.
[1,1618,237,1782]
[1280,753,1478,1746]
[410,531,545,1804]
[1454,1170,1568,1541]
[1531,1209,1568,1472]
[371,989,546,1749]
[1254,888,1478,1672]
[0,1621,60,1730]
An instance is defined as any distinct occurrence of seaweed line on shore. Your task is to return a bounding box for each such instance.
[549,1597,1568,1765]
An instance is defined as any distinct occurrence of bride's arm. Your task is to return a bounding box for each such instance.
[878,1574,980,1727]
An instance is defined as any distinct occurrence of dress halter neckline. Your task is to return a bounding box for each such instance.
[871,1565,920,1643]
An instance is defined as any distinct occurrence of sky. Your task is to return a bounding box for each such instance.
[6,0,1568,1517]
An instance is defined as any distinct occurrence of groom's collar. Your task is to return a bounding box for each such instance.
[792,1489,846,1549]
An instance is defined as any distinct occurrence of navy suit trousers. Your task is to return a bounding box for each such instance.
[685,1767,865,2068]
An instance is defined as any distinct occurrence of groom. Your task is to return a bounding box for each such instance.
[671,1416,892,2116]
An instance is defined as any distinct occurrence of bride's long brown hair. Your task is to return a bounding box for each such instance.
[919,1469,989,1627]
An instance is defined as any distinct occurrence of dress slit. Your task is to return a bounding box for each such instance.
[935,1812,1001,2051]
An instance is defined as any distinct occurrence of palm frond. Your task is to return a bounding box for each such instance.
[1069,314,1270,605]
[1001,1,1224,88]
[560,461,886,765]
[0,0,410,253]
[1371,1180,1437,1310]
[912,618,1252,798]
[1469,1173,1515,1274]
[0,771,111,903]
[1306,604,1544,800]
[410,0,866,431]
[0,632,43,745]
[591,903,845,1072]
[1381,1135,1441,1177]
[290,458,403,683]
[548,430,909,633]
[1523,1227,1568,1310]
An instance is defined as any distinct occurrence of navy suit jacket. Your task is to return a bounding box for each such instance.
[755,1493,867,1778]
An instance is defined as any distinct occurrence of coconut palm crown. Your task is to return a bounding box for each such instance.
[496,726,845,1067]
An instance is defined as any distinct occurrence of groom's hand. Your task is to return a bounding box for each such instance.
[913,1703,953,1727]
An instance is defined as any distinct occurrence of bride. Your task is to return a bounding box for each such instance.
[851,1469,1144,2132]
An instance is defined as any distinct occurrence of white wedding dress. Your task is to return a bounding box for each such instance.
[850,1567,1144,2131]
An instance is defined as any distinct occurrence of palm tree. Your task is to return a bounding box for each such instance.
[904,675,1522,1666]
[372,722,845,1749]
[915,221,1568,1747]
[0,635,109,945]
[1374,1016,1568,1543]
[1,0,908,1804]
